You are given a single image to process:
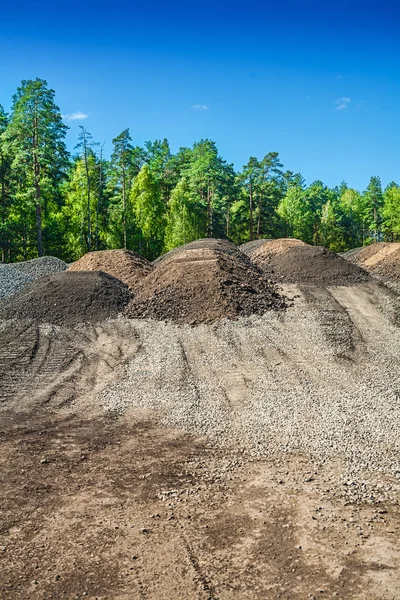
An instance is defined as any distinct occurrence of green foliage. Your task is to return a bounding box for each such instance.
[0,79,398,264]
[2,79,69,257]
[383,184,400,241]
[164,177,198,250]
[131,165,165,259]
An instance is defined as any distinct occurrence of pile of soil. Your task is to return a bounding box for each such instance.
[239,238,274,255]
[0,271,132,326]
[153,238,242,265]
[344,242,400,290]
[68,250,152,290]
[127,239,286,324]
[251,240,369,285]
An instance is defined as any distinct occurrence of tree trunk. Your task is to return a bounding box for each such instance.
[257,194,263,238]
[95,145,104,250]
[35,201,43,257]
[122,158,127,250]
[249,180,253,241]
[33,109,43,257]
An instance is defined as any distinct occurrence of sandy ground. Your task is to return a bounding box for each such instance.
[1,282,400,599]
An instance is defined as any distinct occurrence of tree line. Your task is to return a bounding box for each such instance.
[1,78,399,263]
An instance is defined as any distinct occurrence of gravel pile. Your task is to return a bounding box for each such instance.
[0,265,33,300]
[101,281,400,488]
[0,256,67,300]
[68,249,152,290]
[126,238,286,324]
[251,241,369,285]
[12,256,67,279]
[0,271,132,326]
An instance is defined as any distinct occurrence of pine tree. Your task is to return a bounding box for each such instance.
[110,129,134,249]
[2,79,69,256]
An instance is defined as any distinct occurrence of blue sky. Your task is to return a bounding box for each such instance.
[1,0,399,190]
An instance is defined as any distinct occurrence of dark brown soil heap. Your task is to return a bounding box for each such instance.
[68,250,152,290]
[0,271,132,326]
[251,240,369,285]
[127,239,286,324]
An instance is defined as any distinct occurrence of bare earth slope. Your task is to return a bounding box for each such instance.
[240,237,303,255]
[251,240,370,285]
[344,242,400,292]
[68,249,153,290]
[127,239,285,324]
[0,271,132,326]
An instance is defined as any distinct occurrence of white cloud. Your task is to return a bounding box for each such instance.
[335,97,351,110]
[192,104,209,111]
[62,111,88,121]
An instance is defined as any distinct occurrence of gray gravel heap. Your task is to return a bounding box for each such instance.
[0,257,68,301]
[12,256,67,279]
[0,265,33,300]
[99,281,400,498]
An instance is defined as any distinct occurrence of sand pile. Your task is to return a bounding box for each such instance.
[153,238,242,265]
[344,242,400,293]
[344,242,400,283]
[68,250,152,290]
[240,238,285,255]
[0,271,131,326]
[127,239,286,324]
[251,240,369,285]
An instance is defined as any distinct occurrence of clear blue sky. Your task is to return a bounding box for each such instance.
[1,0,399,190]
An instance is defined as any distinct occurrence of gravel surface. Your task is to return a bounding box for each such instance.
[101,281,400,492]
[0,265,33,300]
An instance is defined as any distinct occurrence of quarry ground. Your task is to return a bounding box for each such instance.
[1,281,400,599]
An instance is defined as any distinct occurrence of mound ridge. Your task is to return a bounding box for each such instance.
[251,240,369,285]
[240,238,303,256]
[0,271,132,326]
[68,249,152,289]
[127,239,286,324]
[344,242,400,291]
[153,238,244,265]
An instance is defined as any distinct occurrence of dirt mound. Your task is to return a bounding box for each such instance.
[153,238,241,265]
[68,250,152,290]
[127,241,286,324]
[0,271,132,326]
[251,243,369,285]
[344,242,400,289]
[239,238,274,255]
